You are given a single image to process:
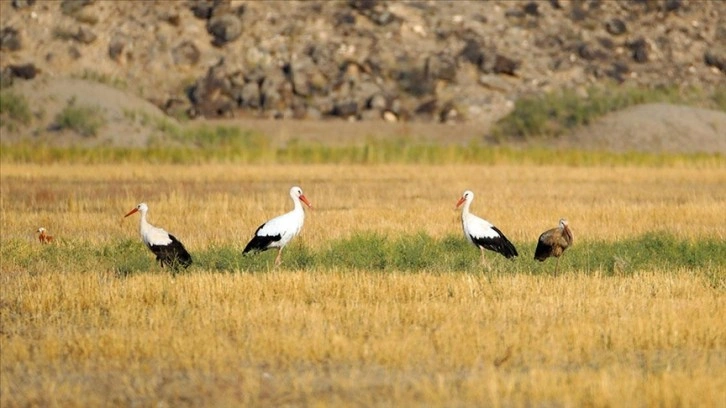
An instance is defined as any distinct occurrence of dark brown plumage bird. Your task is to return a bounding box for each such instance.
[37,227,53,244]
[534,219,573,275]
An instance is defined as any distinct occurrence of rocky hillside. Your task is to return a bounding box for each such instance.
[1,0,724,127]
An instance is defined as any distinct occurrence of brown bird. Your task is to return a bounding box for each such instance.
[37,227,53,244]
[534,219,573,275]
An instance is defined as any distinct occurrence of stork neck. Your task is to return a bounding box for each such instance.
[290,196,303,212]
[139,209,150,232]
[461,199,472,217]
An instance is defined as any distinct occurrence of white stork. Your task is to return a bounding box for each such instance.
[456,190,518,266]
[37,227,53,244]
[534,218,573,276]
[243,186,312,266]
[124,203,192,269]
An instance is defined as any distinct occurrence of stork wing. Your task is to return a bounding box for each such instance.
[144,225,173,246]
[255,211,298,239]
[466,214,498,240]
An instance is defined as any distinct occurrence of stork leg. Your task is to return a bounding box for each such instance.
[479,247,491,271]
[274,248,283,266]
[553,257,560,277]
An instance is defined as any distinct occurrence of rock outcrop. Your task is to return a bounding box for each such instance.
[1,0,723,125]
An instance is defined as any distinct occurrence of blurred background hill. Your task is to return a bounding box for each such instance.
[1,0,724,152]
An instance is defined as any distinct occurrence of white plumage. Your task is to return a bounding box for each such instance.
[243,186,312,266]
[456,190,518,265]
[124,203,192,269]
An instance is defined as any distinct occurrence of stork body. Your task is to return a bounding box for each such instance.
[456,190,518,267]
[37,227,53,244]
[243,186,312,266]
[534,218,573,275]
[124,203,192,269]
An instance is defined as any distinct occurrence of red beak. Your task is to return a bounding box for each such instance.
[124,208,139,217]
[299,194,313,209]
[455,196,466,208]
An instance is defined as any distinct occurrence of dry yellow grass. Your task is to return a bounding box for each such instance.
[1,162,725,406]
[2,163,724,246]
[2,270,724,406]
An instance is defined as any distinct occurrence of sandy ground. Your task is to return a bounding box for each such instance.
[563,103,726,154]
[2,78,725,154]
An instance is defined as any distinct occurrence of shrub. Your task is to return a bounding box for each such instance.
[54,100,106,137]
[490,85,723,140]
[73,69,128,90]
[0,90,32,129]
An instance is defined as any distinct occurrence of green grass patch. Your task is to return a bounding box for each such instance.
[54,98,106,137]
[491,84,726,140]
[0,90,32,131]
[72,69,128,90]
[170,125,270,150]
[3,233,723,285]
[1,137,723,167]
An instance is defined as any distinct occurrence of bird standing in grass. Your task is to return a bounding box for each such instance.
[243,186,312,266]
[37,227,53,244]
[534,218,573,276]
[124,203,192,269]
[456,190,518,268]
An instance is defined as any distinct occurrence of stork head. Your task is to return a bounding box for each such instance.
[559,218,569,228]
[290,186,312,208]
[456,190,474,208]
[125,203,148,217]
[37,227,46,233]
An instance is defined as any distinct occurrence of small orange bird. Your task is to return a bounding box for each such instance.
[37,227,53,244]
[534,219,573,275]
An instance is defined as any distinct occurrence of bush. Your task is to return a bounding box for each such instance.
[0,90,32,129]
[490,85,724,140]
[54,100,106,137]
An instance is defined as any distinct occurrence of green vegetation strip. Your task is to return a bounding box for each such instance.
[3,233,724,284]
[1,138,723,167]
[491,85,726,140]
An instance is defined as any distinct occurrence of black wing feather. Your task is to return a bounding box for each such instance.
[471,226,519,259]
[148,234,192,269]
[243,223,282,253]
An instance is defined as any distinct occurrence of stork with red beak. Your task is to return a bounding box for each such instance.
[243,186,312,266]
[456,190,518,267]
[124,203,192,269]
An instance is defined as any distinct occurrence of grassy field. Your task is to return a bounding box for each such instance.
[1,159,725,406]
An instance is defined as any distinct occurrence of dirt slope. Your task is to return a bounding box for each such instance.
[562,103,726,153]
[1,77,173,147]
[2,77,725,153]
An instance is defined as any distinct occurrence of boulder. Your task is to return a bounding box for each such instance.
[171,41,200,66]
[0,27,22,51]
[8,63,39,80]
[11,0,36,9]
[704,52,726,74]
[628,38,648,63]
[605,18,627,36]
[208,14,242,47]
[189,58,236,118]
[60,0,93,16]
